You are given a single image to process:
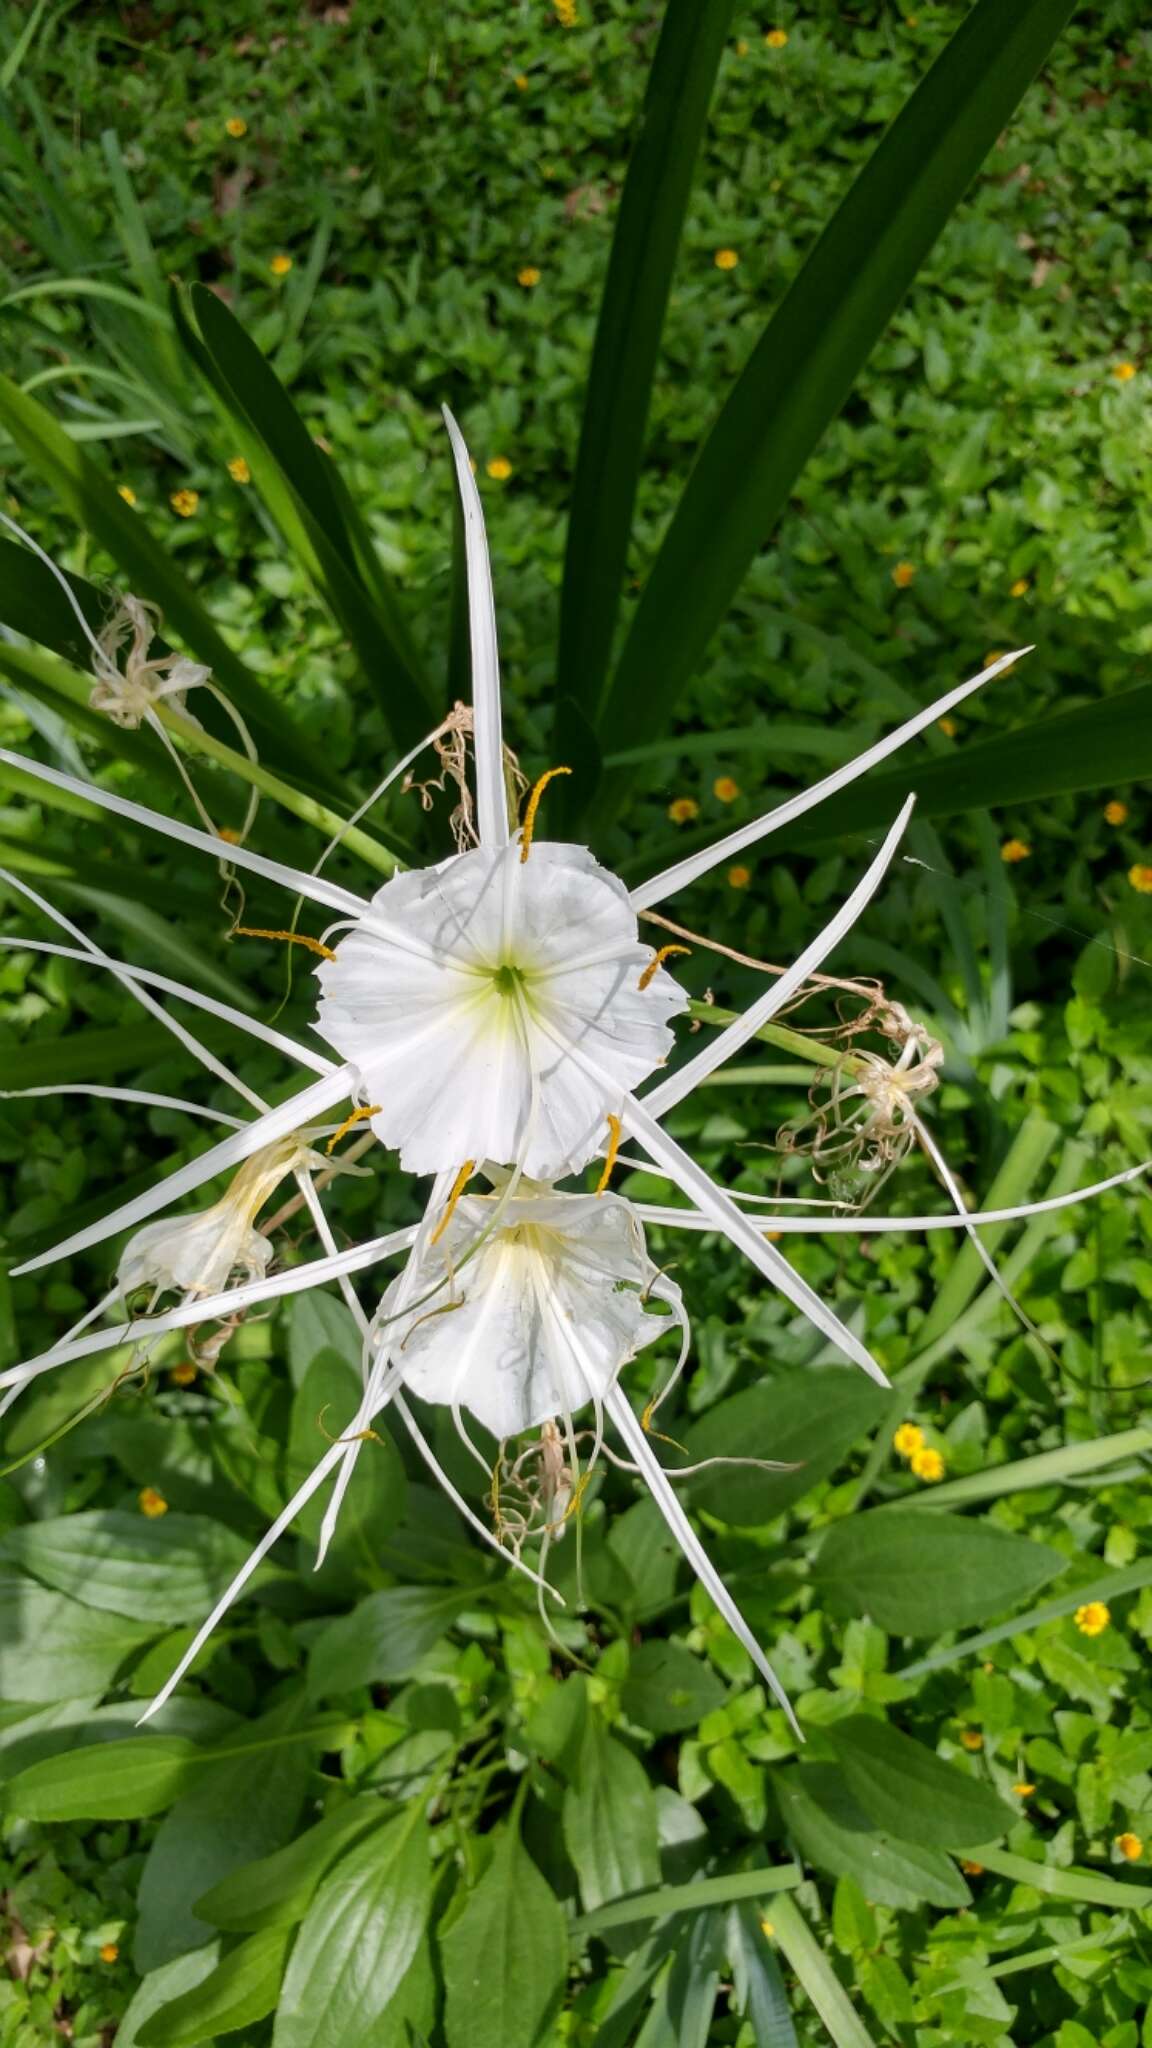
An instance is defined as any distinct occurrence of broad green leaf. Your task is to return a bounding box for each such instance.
[766,1895,878,2048]
[621,1639,726,1735]
[4,1736,197,1820]
[0,534,118,667]
[824,1716,1015,1850]
[116,1947,222,2048]
[0,370,326,788]
[273,1809,432,2048]
[899,1557,1152,1679]
[563,1718,661,1912]
[775,682,1152,848]
[555,0,736,734]
[134,1702,309,1973]
[177,285,436,745]
[195,1797,388,1933]
[775,1765,971,1910]
[811,1510,1064,1636]
[0,1572,157,1700]
[307,1585,467,1698]
[441,1822,568,2048]
[136,1925,291,2046]
[1,1510,264,1623]
[593,0,1078,822]
[685,1369,888,1524]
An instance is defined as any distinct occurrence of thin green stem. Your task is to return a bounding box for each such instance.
[686,998,855,1072]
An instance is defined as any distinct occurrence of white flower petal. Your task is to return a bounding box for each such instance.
[643,797,915,1118]
[1,1085,244,1128]
[315,842,686,1177]
[0,748,367,919]
[443,407,508,849]
[630,649,1030,910]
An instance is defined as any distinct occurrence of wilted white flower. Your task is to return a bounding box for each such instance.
[117,1133,329,1306]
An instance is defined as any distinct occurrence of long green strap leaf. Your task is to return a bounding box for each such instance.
[766,1895,878,2048]
[772,682,1152,847]
[573,1863,801,1935]
[0,372,329,791]
[555,0,736,733]
[594,0,1077,824]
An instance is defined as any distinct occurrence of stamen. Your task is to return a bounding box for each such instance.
[233,926,337,961]
[218,827,242,846]
[594,1113,622,1195]
[430,1159,476,1245]
[638,943,691,992]
[325,1103,383,1156]
[315,1405,384,1447]
[518,765,571,862]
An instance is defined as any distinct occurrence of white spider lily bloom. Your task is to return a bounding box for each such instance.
[314,844,687,1178]
[117,1133,328,1307]
[376,1180,678,1437]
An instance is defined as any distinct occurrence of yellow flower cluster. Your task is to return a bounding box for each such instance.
[170,489,199,519]
[139,1487,168,1518]
[893,1423,944,1482]
[1000,839,1031,864]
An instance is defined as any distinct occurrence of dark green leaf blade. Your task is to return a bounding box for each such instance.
[441,1822,568,2048]
[685,1369,888,1525]
[563,1719,661,1912]
[811,1510,1064,1636]
[596,0,1077,820]
[555,0,737,734]
[4,1736,197,1820]
[136,1924,291,2046]
[824,1716,1015,1849]
[1,1510,264,1623]
[195,1797,388,1933]
[775,1765,972,1909]
[272,1810,433,2048]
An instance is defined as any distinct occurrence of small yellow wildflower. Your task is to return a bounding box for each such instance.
[910,1446,944,1483]
[1117,1832,1144,1861]
[938,716,957,737]
[960,1730,984,1752]
[984,650,1005,667]
[227,456,251,484]
[117,485,137,506]
[100,1944,120,1965]
[893,1422,924,1458]
[170,1361,198,1387]
[217,825,242,845]
[1112,361,1137,382]
[728,864,751,889]
[714,248,740,271]
[713,775,740,803]
[668,797,700,825]
[765,28,789,47]
[1000,838,1031,864]
[225,117,247,139]
[270,253,293,278]
[960,1859,984,1877]
[1010,577,1030,598]
[1104,800,1128,826]
[735,38,749,56]
[1013,1782,1036,1798]
[514,73,529,90]
[486,457,512,482]
[760,1918,775,1937]
[891,560,916,588]
[139,1487,168,1518]
[1074,1601,1110,1636]
[1128,864,1152,894]
[517,265,541,288]
[554,0,577,24]
[170,489,199,519]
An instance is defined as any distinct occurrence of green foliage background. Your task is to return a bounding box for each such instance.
[1,3,1152,2045]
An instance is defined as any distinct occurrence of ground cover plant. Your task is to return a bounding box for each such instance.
[1,1,1152,2043]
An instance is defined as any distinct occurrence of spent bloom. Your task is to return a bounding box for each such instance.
[2,412,1144,1733]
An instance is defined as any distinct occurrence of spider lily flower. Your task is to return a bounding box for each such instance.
[116,1133,331,1312]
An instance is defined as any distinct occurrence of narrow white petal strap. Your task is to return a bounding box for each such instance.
[1,935,335,1077]
[605,1383,800,1738]
[442,407,508,849]
[634,1157,1149,1233]
[0,1224,418,1393]
[1,1085,244,1128]
[0,747,368,918]
[623,1095,887,1386]
[11,1066,355,1278]
[630,649,1030,910]
[643,796,915,1118]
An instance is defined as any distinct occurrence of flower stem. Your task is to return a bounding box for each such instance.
[687,997,857,1073]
